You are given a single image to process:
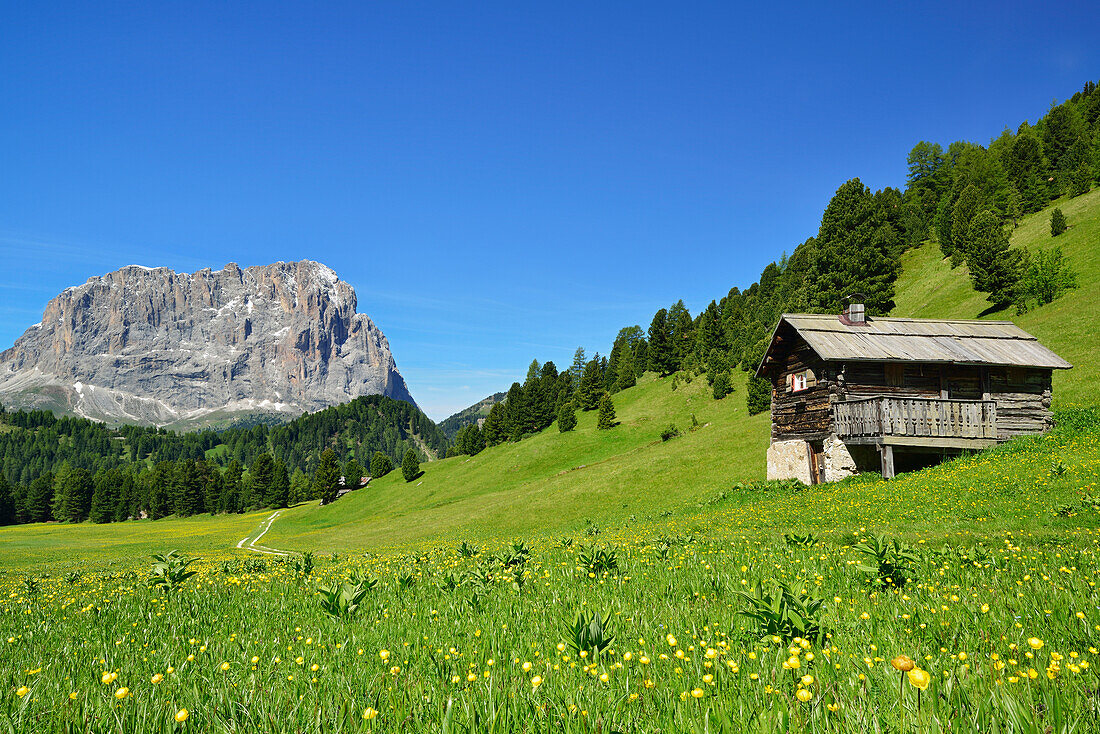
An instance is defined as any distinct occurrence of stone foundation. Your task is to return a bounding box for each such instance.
[822,434,857,482]
[767,434,859,485]
[766,439,814,485]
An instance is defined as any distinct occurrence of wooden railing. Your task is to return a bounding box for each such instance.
[833,397,997,440]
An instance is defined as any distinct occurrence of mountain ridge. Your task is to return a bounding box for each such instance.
[0,260,415,428]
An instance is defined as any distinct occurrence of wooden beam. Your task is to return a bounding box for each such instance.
[880,444,895,479]
[882,436,998,449]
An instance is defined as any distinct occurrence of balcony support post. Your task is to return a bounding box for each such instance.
[879,444,896,479]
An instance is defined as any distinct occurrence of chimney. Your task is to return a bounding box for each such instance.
[841,294,866,325]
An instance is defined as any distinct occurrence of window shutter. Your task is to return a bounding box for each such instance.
[805,368,817,388]
[785,373,793,392]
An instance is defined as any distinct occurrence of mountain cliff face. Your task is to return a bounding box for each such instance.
[0,261,415,427]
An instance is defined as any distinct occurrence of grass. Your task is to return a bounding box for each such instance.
[2,413,1099,731]
[267,372,770,553]
[0,511,272,570]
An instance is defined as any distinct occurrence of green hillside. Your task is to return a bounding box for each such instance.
[893,187,1099,404]
[3,189,1093,563]
[266,372,769,552]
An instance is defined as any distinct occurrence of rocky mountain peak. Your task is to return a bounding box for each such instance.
[0,260,415,427]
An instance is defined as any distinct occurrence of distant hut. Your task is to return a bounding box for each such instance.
[755,298,1072,483]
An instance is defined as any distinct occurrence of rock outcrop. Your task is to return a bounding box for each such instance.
[0,261,415,426]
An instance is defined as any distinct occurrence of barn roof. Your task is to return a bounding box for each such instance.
[756,313,1073,376]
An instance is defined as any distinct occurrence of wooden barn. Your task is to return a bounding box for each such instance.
[754,301,1072,483]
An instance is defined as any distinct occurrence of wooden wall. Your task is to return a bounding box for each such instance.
[988,367,1054,438]
[841,362,941,399]
[770,340,833,443]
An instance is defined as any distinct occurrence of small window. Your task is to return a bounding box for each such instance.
[789,369,815,392]
[886,364,904,387]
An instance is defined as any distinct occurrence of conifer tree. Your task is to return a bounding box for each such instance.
[596,394,617,430]
[557,402,577,432]
[172,459,205,517]
[250,454,275,508]
[344,458,365,488]
[401,449,421,482]
[746,376,772,416]
[0,474,16,526]
[314,448,341,505]
[967,210,1023,308]
[270,459,290,508]
[481,402,506,446]
[369,451,394,479]
[633,340,648,377]
[287,468,307,505]
[503,382,527,441]
[647,309,676,375]
[26,473,54,523]
[89,469,117,523]
[806,178,901,314]
[203,464,222,515]
[950,184,984,264]
[1004,126,1049,212]
[221,460,243,513]
[53,462,93,523]
[668,300,694,367]
[712,371,733,400]
[615,347,636,391]
[1050,208,1067,236]
[1070,164,1092,197]
[51,461,73,522]
[1005,185,1023,228]
[576,357,604,410]
[569,347,587,388]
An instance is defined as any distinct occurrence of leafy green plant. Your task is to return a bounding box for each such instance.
[148,550,199,596]
[63,571,81,585]
[465,563,495,590]
[578,545,620,576]
[22,576,40,597]
[853,535,920,588]
[316,576,374,619]
[734,582,824,643]
[457,541,479,558]
[496,541,530,569]
[396,573,416,592]
[660,423,680,441]
[294,551,315,578]
[783,532,819,548]
[242,557,268,573]
[564,611,615,658]
[435,572,462,593]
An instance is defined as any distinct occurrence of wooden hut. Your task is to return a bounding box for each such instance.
[754,301,1072,483]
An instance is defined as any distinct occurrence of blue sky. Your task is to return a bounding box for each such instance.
[2,1,1099,419]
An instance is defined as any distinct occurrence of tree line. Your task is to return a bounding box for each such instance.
[0,395,445,525]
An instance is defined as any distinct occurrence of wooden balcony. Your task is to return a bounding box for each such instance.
[833,396,998,449]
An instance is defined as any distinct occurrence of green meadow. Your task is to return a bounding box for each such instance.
[3,179,1100,732]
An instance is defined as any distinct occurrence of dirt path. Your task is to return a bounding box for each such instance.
[235,511,289,556]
